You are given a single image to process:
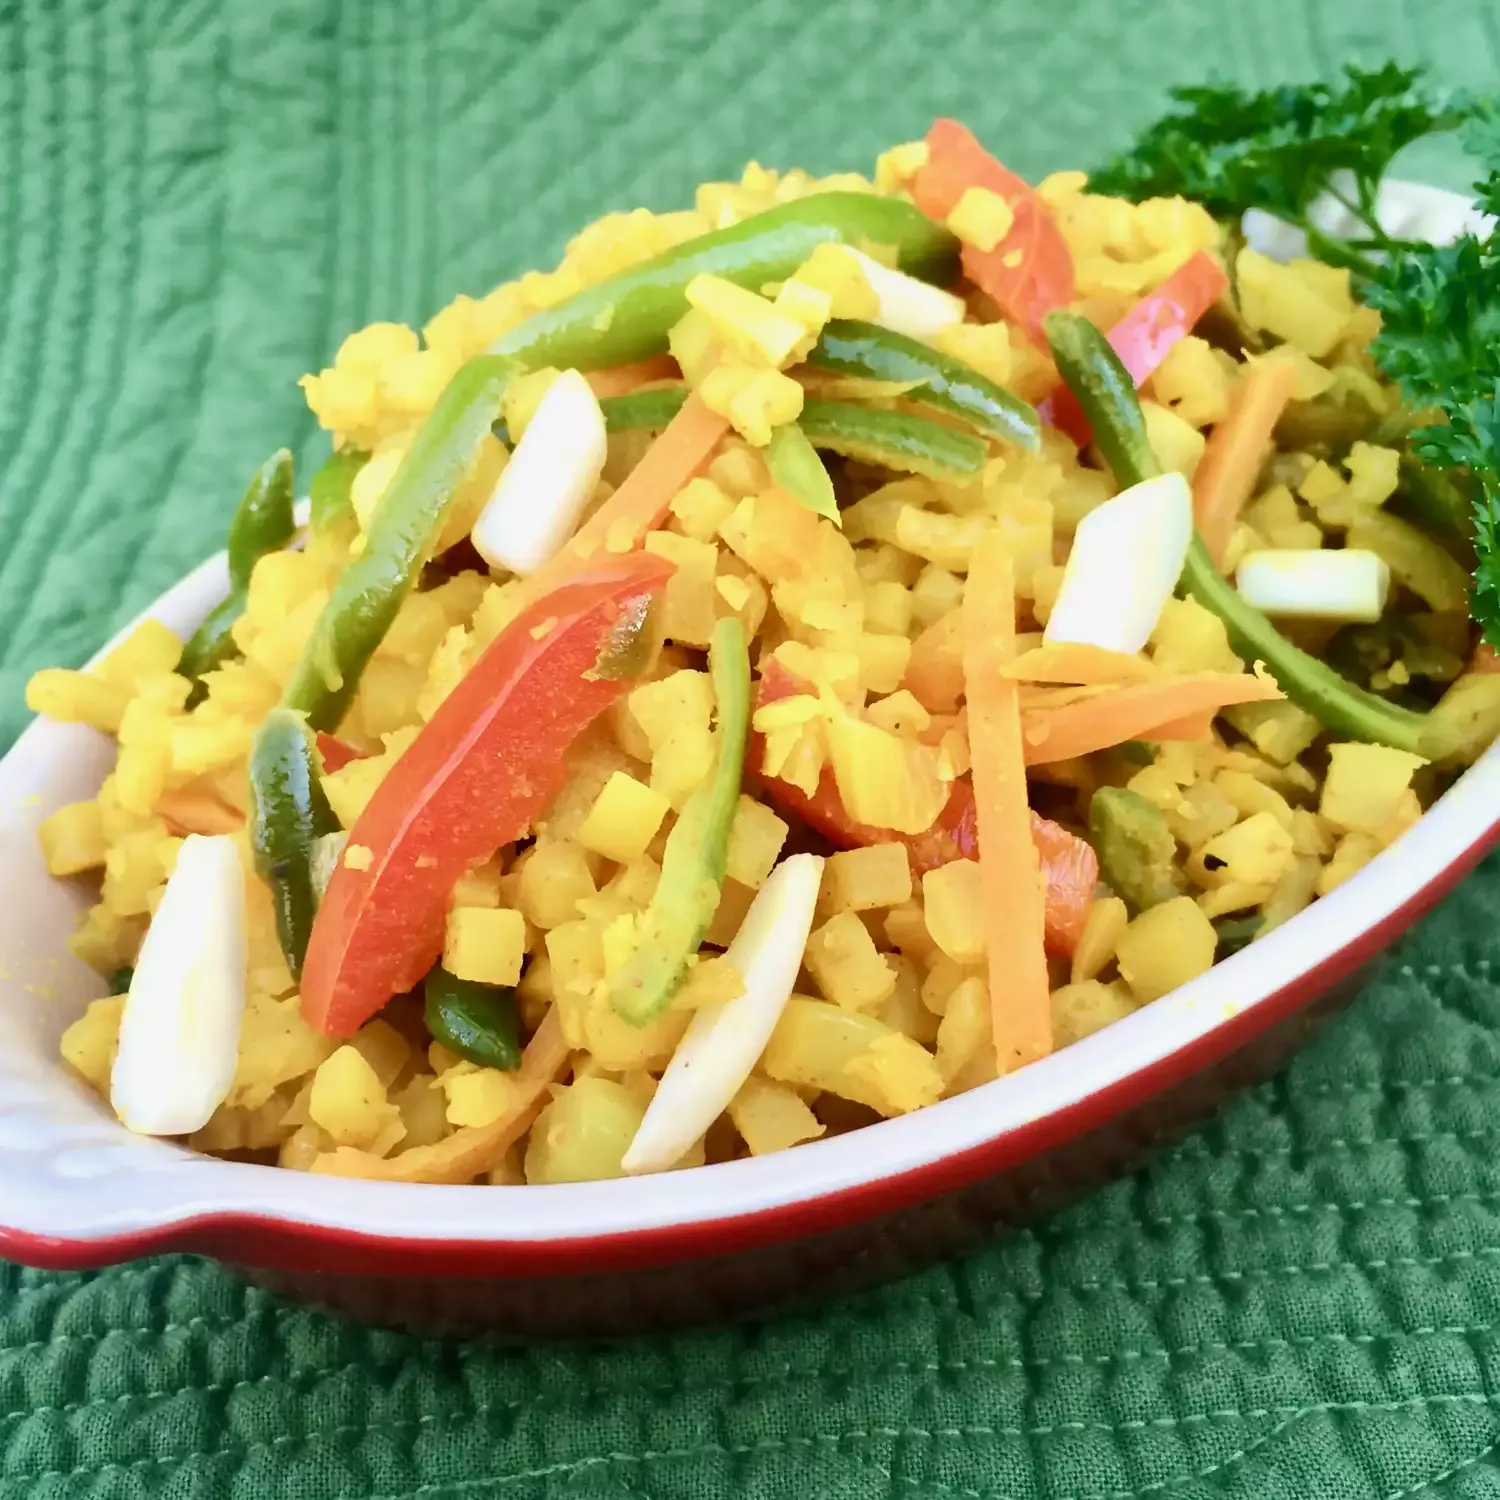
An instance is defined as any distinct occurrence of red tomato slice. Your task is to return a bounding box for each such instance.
[301,551,675,1037]
[315,732,366,774]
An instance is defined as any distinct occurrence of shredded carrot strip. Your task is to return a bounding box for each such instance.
[1149,709,1219,741]
[1017,683,1118,712]
[310,1008,570,1183]
[1194,358,1301,566]
[157,786,243,836]
[962,533,1051,1073]
[1001,643,1159,686]
[585,355,680,398]
[512,392,728,614]
[1019,672,1283,765]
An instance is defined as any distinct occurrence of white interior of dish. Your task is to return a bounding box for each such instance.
[1,179,1494,1249]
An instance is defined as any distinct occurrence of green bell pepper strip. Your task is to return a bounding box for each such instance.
[279,356,513,731]
[423,968,522,1071]
[807,318,1042,451]
[110,967,134,995]
[249,707,341,981]
[597,387,690,432]
[487,194,959,371]
[797,399,987,483]
[308,447,368,538]
[179,449,297,681]
[766,421,839,522]
[610,615,752,1026]
[1043,309,1437,758]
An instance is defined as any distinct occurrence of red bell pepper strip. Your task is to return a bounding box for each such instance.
[752,662,1097,953]
[300,551,675,1037]
[1044,249,1229,445]
[315,732,366,774]
[909,119,1075,336]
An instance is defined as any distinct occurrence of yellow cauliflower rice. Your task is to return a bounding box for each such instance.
[24,116,1500,1187]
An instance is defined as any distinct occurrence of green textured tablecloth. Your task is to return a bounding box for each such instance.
[8,2,1500,1496]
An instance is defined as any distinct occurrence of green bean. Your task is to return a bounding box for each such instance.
[487,194,958,371]
[179,450,297,681]
[279,357,513,731]
[1043,309,1437,757]
[807,319,1042,451]
[249,707,340,980]
[424,968,523,1071]
[798,399,988,482]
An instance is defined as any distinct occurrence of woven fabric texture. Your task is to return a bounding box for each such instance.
[7,1,1500,1496]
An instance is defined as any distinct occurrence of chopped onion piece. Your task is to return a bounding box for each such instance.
[110,834,248,1137]
[471,369,608,575]
[847,248,966,340]
[621,853,825,1175]
[1044,472,1193,655]
[1235,548,1390,622]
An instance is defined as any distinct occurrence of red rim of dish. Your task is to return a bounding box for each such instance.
[4,818,1495,1278]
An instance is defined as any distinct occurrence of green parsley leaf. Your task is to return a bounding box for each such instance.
[1092,63,1467,233]
[1096,64,1500,644]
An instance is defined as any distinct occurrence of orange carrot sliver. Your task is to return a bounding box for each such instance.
[513,391,728,613]
[962,534,1051,1073]
[1019,672,1283,765]
[1194,358,1301,566]
[585,355,680,399]
[1000,642,1158,686]
[311,1007,570,1182]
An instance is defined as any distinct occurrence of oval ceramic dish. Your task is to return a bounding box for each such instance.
[0,181,1494,1338]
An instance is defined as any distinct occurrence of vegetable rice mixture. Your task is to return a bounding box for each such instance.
[25,66,1500,1184]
